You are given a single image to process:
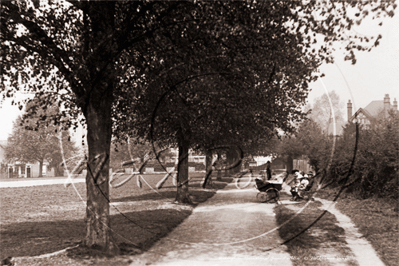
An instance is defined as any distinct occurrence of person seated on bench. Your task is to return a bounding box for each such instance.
[305,171,315,191]
[291,172,312,201]
[297,174,310,198]
[290,171,304,201]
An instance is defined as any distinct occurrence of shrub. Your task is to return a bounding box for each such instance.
[328,111,399,199]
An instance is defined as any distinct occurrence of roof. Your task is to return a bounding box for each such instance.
[363,100,385,117]
[349,108,375,123]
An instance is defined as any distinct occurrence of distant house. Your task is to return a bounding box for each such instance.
[347,94,398,127]
[0,140,7,178]
[0,140,54,178]
[121,148,206,174]
[253,156,272,166]
[7,160,53,178]
[161,148,206,164]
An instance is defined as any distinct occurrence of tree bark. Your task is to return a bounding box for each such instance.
[202,149,213,188]
[286,155,293,174]
[225,148,241,177]
[231,148,241,174]
[39,160,43,177]
[205,149,212,174]
[55,165,63,177]
[216,151,222,180]
[83,89,118,254]
[175,131,191,204]
[216,169,222,180]
[224,149,232,177]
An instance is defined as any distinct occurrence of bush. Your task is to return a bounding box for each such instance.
[327,111,399,199]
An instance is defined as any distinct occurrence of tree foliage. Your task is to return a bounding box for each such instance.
[109,139,174,171]
[329,111,399,198]
[5,101,78,177]
[275,118,332,173]
[308,91,345,135]
[278,112,399,199]
[113,2,323,201]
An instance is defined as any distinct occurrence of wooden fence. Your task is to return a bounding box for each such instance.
[293,159,313,174]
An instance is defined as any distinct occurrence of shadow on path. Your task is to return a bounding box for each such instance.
[136,181,292,266]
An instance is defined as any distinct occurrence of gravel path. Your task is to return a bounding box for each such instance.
[316,198,385,266]
[0,177,85,188]
[134,181,386,266]
[135,182,292,266]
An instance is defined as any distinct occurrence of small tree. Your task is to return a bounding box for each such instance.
[5,99,78,177]
[48,130,79,176]
[308,91,345,135]
[275,118,331,174]
[5,117,77,177]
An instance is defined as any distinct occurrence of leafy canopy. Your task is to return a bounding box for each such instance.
[1,0,395,136]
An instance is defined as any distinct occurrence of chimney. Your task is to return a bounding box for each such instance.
[384,94,391,111]
[393,98,398,110]
[347,100,352,122]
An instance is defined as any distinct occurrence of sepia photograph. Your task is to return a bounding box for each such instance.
[1,1,398,265]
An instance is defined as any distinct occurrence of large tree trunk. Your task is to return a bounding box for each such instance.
[216,151,222,180]
[224,149,232,177]
[225,147,241,176]
[205,149,212,173]
[202,149,213,188]
[175,132,191,204]
[83,88,117,254]
[38,160,43,177]
[55,165,63,177]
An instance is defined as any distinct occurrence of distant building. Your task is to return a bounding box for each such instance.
[0,140,7,178]
[166,148,206,164]
[253,156,272,166]
[0,140,53,178]
[6,160,53,178]
[122,147,206,174]
[347,94,398,127]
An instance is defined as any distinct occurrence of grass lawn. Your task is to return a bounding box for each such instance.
[317,189,399,266]
[0,173,230,265]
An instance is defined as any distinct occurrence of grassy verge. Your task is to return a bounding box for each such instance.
[274,194,357,266]
[0,174,231,265]
[317,189,399,266]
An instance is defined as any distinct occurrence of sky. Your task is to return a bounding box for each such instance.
[307,12,399,116]
[1,10,398,141]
